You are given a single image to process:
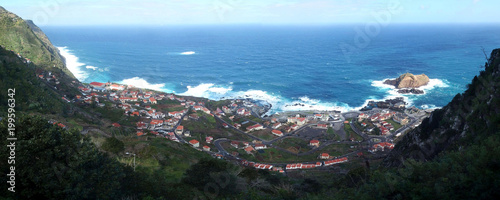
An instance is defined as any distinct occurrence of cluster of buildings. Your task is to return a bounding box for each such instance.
[323,157,349,166]
[79,82,219,136]
[37,71,61,85]
[246,124,264,132]
[287,116,308,126]
[229,140,269,154]
[368,142,395,153]
[241,160,285,173]
[285,157,349,170]
[285,162,322,170]
[358,110,405,135]
[358,111,396,122]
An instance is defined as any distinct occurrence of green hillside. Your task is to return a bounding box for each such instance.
[0,47,67,115]
[0,6,74,79]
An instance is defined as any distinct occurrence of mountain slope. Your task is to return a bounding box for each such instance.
[0,6,74,79]
[384,49,500,167]
[0,46,68,115]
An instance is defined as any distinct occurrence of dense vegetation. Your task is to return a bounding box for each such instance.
[0,47,67,115]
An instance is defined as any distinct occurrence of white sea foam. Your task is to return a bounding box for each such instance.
[113,77,448,115]
[180,51,195,55]
[371,79,395,90]
[372,78,449,93]
[370,77,449,108]
[86,65,98,70]
[420,79,449,91]
[120,77,170,92]
[179,83,232,98]
[420,104,441,110]
[57,46,87,81]
[177,83,363,114]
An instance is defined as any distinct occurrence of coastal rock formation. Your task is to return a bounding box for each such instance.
[384,73,430,89]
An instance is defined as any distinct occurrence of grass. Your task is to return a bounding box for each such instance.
[248,115,263,123]
[318,143,357,157]
[93,105,125,122]
[249,129,276,141]
[157,99,181,106]
[326,127,341,141]
[243,143,357,163]
[344,123,363,141]
[67,119,83,131]
[255,148,304,162]
[118,137,211,182]
[275,138,312,153]
[165,106,186,112]
[205,99,231,111]
[225,129,253,141]
[256,133,275,141]
[385,119,403,130]
[183,115,216,134]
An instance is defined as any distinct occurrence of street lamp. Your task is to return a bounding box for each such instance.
[126,152,136,172]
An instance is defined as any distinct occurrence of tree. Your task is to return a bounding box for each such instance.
[101,137,125,154]
[0,115,125,199]
[182,158,241,198]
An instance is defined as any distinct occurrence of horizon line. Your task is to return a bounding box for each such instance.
[39,22,500,27]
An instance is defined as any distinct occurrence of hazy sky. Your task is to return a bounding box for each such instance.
[3,0,499,26]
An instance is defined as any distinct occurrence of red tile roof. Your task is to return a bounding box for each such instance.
[189,140,199,145]
[90,82,105,87]
[244,146,255,152]
[310,140,320,144]
[271,130,283,135]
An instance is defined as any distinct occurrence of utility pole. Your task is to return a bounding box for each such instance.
[126,152,136,172]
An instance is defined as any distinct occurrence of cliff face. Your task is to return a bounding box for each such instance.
[0,6,75,79]
[384,49,500,167]
[384,73,430,88]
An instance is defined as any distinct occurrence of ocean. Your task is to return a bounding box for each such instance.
[42,24,500,114]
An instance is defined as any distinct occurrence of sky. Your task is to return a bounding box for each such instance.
[2,0,499,26]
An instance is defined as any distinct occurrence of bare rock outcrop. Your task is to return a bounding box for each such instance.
[384,73,430,89]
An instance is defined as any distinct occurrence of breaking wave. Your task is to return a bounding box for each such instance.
[119,77,172,93]
[58,46,87,81]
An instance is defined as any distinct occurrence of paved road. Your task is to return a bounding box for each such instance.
[213,138,231,156]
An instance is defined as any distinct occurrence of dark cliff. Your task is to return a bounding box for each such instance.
[384,49,500,167]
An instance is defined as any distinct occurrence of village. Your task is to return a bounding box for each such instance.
[35,69,430,174]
